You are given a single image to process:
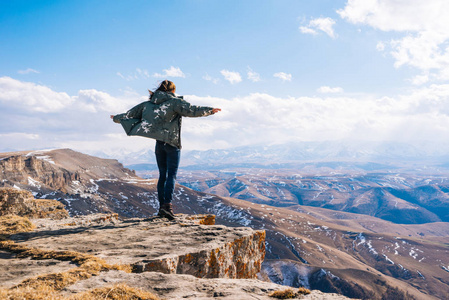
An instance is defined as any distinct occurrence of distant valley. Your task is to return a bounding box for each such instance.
[123,141,449,225]
[134,168,449,225]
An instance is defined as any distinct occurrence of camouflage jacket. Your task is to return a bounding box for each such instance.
[112,91,214,149]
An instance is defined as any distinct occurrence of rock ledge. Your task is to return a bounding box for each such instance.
[11,214,265,280]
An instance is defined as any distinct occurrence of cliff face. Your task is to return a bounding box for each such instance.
[136,230,266,279]
[0,149,149,217]
[0,154,80,192]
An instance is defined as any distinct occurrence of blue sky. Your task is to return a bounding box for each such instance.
[0,0,406,96]
[1,0,449,155]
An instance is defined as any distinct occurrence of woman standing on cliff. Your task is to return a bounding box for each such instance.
[111,80,221,220]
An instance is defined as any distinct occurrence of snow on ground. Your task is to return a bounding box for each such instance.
[383,254,395,265]
[25,150,56,164]
[353,233,378,256]
[27,177,41,189]
[35,155,55,164]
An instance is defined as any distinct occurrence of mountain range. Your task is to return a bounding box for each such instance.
[130,167,449,226]
[1,148,448,299]
[95,141,449,169]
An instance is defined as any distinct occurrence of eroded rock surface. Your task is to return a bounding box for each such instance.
[10,214,265,279]
[63,270,352,300]
[0,250,75,288]
[1,212,352,299]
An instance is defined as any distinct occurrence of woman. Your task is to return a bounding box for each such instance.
[111,80,221,220]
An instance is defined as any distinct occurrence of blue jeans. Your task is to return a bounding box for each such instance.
[155,141,180,205]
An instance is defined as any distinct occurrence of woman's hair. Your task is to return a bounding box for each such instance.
[155,80,176,93]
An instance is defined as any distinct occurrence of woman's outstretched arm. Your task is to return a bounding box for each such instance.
[110,102,145,123]
[173,98,221,117]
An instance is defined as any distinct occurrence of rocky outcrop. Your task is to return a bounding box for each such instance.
[14,214,265,280]
[0,188,37,216]
[135,230,265,279]
[0,149,152,218]
[0,188,68,219]
[0,154,80,192]
[1,213,351,299]
[62,269,351,300]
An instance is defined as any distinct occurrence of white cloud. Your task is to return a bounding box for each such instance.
[300,17,337,38]
[410,74,429,85]
[220,70,242,84]
[338,0,449,81]
[0,132,40,140]
[0,76,72,112]
[153,66,186,78]
[183,85,449,150]
[247,68,261,82]
[317,86,344,93]
[376,41,385,51]
[299,26,318,35]
[136,68,149,78]
[273,72,292,81]
[0,133,42,152]
[0,76,141,115]
[117,68,150,81]
[116,72,126,79]
[3,77,449,155]
[337,0,447,32]
[74,89,139,113]
[203,73,219,84]
[18,68,40,75]
[0,77,146,153]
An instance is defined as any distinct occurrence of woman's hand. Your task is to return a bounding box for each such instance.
[212,108,221,114]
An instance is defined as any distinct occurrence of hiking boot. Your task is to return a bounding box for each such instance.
[159,203,175,220]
